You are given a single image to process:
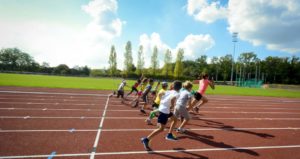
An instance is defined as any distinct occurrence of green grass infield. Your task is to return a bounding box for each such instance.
[0,73,299,98]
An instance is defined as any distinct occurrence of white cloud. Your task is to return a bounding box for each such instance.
[187,0,300,54]
[82,0,124,40]
[0,0,124,68]
[187,0,227,23]
[175,34,215,59]
[139,33,171,67]
[138,33,215,67]
[227,0,300,53]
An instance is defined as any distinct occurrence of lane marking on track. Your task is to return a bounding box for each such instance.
[0,90,108,97]
[90,95,110,159]
[47,152,56,159]
[2,107,300,114]
[0,144,300,158]
[0,101,100,106]
[1,127,300,133]
[2,116,300,120]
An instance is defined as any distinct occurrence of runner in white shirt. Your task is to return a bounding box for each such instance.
[141,80,182,151]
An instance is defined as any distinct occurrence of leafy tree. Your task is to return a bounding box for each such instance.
[210,56,220,81]
[151,46,159,75]
[219,54,232,81]
[174,48,184,79]
[124,41,133,76]
[196,55,208,74]
[53,64,70,75]
[136,45,144,75]
[108,45,117,76]
[162,49,172,78]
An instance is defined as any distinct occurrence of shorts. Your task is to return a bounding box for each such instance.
[137,91,143,96]
[142,94,148,103]
[174,106,190,120]
[131,86,138,93]
[117,90,124,98]
[157,112,173,125]
[194,92,203,101]
[152,102,159,108]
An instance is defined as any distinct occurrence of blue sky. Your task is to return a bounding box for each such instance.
[0,0,299,69]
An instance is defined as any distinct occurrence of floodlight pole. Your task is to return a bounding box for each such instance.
[230,32,238,85]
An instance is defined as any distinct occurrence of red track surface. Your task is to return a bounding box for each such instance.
[0,86,300,159]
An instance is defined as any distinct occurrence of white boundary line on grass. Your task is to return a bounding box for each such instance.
[1,127,300,133]
[2,107,300,114]
[0,90,108,97]
[90,95,110,159]
[0,144,300,159]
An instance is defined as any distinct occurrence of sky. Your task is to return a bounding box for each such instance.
[0,0,299,69]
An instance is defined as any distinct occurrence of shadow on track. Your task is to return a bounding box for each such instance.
[178,130,259,156]
[190,116,275,138]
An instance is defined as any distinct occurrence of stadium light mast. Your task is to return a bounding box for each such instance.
[230,32,238,85]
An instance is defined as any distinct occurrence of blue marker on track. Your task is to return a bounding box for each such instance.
[47,151,56,159]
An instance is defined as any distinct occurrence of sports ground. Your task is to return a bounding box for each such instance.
[0,86,300,159]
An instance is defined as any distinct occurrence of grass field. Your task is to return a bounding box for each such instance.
[0,73,299,98]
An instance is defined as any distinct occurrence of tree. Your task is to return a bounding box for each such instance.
[162,49,172,78]
[0,48,35,71]
[151,46,159,76]
[219,54,232,81]
[174,48,184,79]
[196,55,208,74]
[53,64,70,75]
[136,45,144,75]
[210,56,220,81]
[108,45,117,76]
[238,52,257,80]
[124,41,133,76]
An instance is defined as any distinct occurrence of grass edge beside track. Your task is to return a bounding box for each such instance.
[0,73,299,98]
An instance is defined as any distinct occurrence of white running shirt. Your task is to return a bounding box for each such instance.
[158,90,179,114]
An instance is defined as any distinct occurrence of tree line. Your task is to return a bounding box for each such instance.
[1,46,299,84]
[0,48,90,76]
[108,41,300,84]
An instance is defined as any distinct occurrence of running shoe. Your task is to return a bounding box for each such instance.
[165,133,178,141]
[176,128,186,133]
[141,137,151,151]
[145,118,152,125]
[140,109,146,114]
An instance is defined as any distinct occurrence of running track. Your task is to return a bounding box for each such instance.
[0,86,300,159]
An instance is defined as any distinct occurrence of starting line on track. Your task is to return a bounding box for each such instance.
[0,144,300,159]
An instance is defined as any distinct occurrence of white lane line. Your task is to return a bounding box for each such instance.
[2,107,300,114]
[1,127,300,133]
[0,145,300,158]
[0,101,99,106]
[90,95,110,159]
[0,90,108,97]
[2,116,300,120]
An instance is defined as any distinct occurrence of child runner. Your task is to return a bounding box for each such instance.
[145,81,168,125]
[141,80,182,151]
[140,79,155,114]
[131,78,148,107]
[173,81,193,133]
[113,79,127,98]
[126,74,144,97]
[192,74,215,113]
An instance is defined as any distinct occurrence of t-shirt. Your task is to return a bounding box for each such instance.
[140,83,146,91]
[198,79,211,95]
[142,85,152,96]
[176,89,192,108]
[154,89,166,104]
[158,90,179,114]
[118,82,126,91]
[133,82,139,88]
